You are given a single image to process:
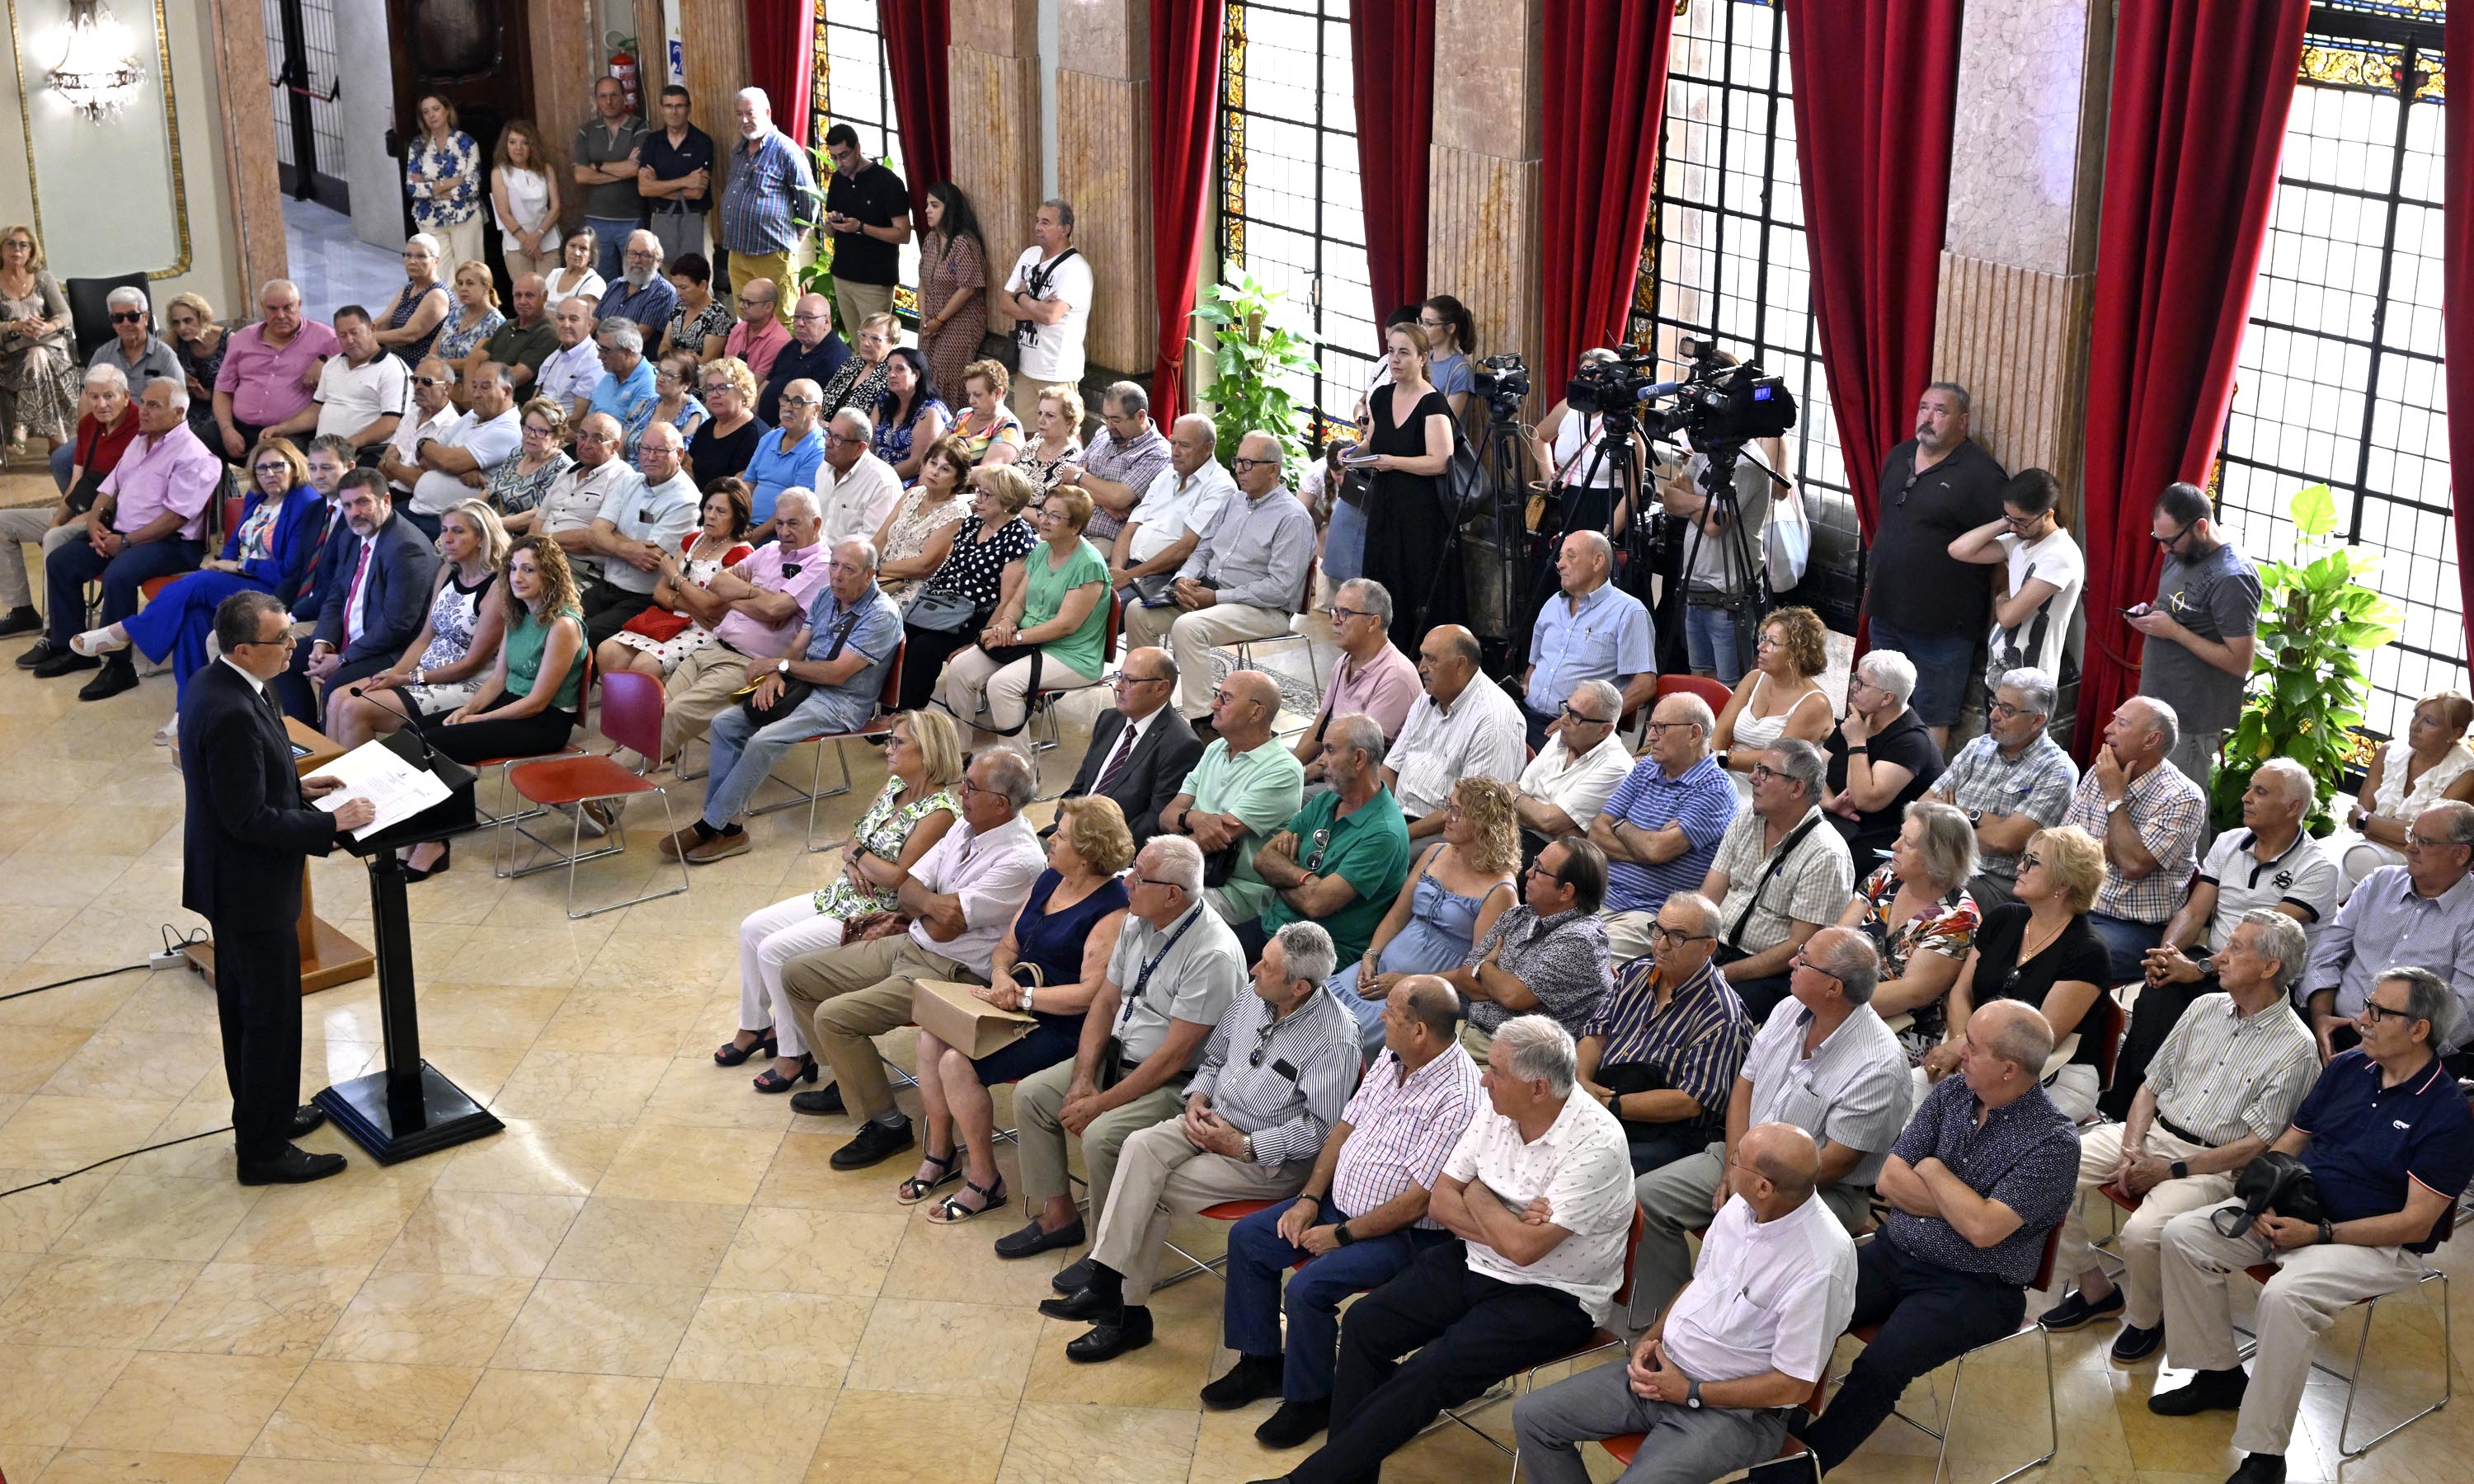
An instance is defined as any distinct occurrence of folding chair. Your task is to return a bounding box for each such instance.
[743,643,905,852]
[1596,1371,1831,1484]
[1231,562,1324,735]
[1445,1207,1650,1481]
[479,650,597,867]
[1028,592,1120,798]
[493,669,691,918]
[1152,1196,1284,1291]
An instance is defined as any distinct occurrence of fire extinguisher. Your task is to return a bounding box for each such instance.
[606,32,640,115]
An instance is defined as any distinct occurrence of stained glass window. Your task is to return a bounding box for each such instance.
[810,0,920,317]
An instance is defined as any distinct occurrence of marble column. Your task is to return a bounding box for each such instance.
[532,0,603,232]
[1427,0,1544,402]
[953,0,1046,343]
[207,0,289,293]
[1056,0,1154,380]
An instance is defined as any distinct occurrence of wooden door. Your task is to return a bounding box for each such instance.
[384,0,537,256]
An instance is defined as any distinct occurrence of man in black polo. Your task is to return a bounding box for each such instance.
[1862,381,2009,751]
[637,84,716,271]
[821,123,911,340]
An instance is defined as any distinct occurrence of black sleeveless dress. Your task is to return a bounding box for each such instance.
[1361,383,1464,655]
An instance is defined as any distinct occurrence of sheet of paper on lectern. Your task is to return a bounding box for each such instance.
[308,738,452,839]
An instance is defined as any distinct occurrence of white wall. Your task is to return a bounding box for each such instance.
[335,0,399,249]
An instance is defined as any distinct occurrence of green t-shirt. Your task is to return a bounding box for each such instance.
[1181,737,1308,922]
[1024,536,1111,679]
[1260,786,1411,962]
[505,603,584,709]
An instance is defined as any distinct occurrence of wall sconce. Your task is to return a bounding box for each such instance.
[49,0,145,123]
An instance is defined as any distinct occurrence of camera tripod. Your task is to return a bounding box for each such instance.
[1677,439,1789,678]
[1466,401,1534,659]
[1520,412,1651,663]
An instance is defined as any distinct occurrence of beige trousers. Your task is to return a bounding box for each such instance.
[1122,601,1294,718]
[779,935,972,1122]
[0,506,82,610]
[1089,1118,1308,1303]
[661,642,755,763]
[1014,1057,1190,1236]
[932,644,1099,741]
[2053,1121,2232,1327]
[835,279,895,340]
[730,250,797,324]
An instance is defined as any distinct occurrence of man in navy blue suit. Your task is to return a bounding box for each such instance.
[286,467,436,721]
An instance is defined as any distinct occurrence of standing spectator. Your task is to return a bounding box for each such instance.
[489,120,563,283]
[211,279,338,456]
[2133,480,2265,787]
[403,95,484,270]
[720,278,788,383]
[915,181,990,400]
[1575,891,1754,1174]
[0,222,78,456]
[89,285,182,390]
[657,254,731,362]
[1001,198,1093,422]
[1822,648,1945,859]
[0,364,134,639]
[1418,294,1478,420]
[598,232,680,338]
[719,87,815,326]
[1125,431,1316,721]
[1592,692,1741,958]
[473,275,556,394]
[1446,836,1616,1045]
[1510,679,1636,848]
[1863,382,2011,749]
[1385,625,1528,841]
[534,296,604,421]
[821,122,912,339]
[635,84,715,270]
[1060,381,1173,546]
[2062,696,2209,983]
[1948,466,2084,685]
[312,307,409,454]
[1926,665,2081,908]
[1361,322,1463,652]
[2343,688,2474,890]
[1701,739,1857,1020]
[1292,578,1422,782]
[1522,529,1657,749]
[871,346,948,482]
[370,236,451,365]
[572,76,647,281]
[164,292,229,451]
[757,294,850,425]
[1658,438,1775,684]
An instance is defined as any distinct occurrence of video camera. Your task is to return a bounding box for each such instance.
[1566,338,1799,449]
[1473,354,1529,418]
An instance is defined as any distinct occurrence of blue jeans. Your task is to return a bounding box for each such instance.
[2087,911,2165,987]
[1685,603,1746,683]
[44,534,205,647]
[1865,617,1978,727]
[584,215,643,281]
[702,685,874,827]
[1224,1197,1451,1404]
[49,442,73,494]
[1323,497,1366,587]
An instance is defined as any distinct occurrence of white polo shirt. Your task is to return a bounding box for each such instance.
[1440,1089,1634,1322]
[818,450,904,547]
[2198,826,2342,946]
[1516,730,1636,829]
[1661,1191,1856,1384]
[1126,460,1238,566]
[313,351,410,441]
[411,406,522,515]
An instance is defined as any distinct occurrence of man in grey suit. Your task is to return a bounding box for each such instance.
[289,468,439,721]
[1058,646,1205,843]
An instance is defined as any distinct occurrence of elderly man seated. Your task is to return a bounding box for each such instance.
[659,538,901,864]
[1593,692,1740,960]
[1925,665,2080,909]
[1795,1001,2080,1474]
[1577,891,1753,1175]
[1291,580,1422,782]
[2061,695,2208,983]
[2036,910,2319,1357]
[1447,835,1615,1047]
[1108,413,1234,608]
[1823,648,1944,858]
[375,357,460,504]
[1056,646,1206,842]
[313,306,410,453]
[1521,530,1657,750]
[1160,669,1307,928]
[2149,969,2474,1484]
[1042,921,1360,1361]
[1703,739,1856,1021]
[210,279,336,456]
[398,360,521,541]
[88,284,181,390]
[2302,800,2474,1068]
[598,229,680,335]
[1631,927,1910,1322]
[1203,975,1485,1444]
[586,317,658,436]
[507,412,639,552]
[1,363,136,639]
[1258,1016,1634,1480]
[1246,714,1410,965]
[758,291,850,425]
[1510,679,1635,861]
[536,297,605,420]
[575,420,701,644]
[778,745,1047,1166]
[1388,624,1527,841]
[816,406,902,544]
[653,490,830,764]
[1512,1123,1856,1484]
[745,377,828,532]
[995,836,1245,1270]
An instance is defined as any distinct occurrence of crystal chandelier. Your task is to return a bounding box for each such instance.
[49,0,144,123]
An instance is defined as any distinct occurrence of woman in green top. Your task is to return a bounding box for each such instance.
[930,484,1109,746]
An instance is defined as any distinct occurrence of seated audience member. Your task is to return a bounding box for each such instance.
[1061,380,1171,543]
[287,471,440,720]
[285,436,358,631]
[374,357,460,503]
[622,350,707,460]
[687,357,767,488]
[757,292,850,425]
[1057,646,1205,842]
[909,796,1135,1223]
[818,312,896,420]
[599,230,679,336]
[486,397,576,520]
[1447,835,1615,1045]
[1387,624,1527,840]
[744,378,827,529]
[1247,715,1412,961]
[1106,413,1234,609]
[1161,669,1308,925]
[1206,975,1485,1444]
[816,406,902,545]
[1043,921,1359,1362]
[868,434,971,607]
[782,747,1049,1167]
[1701,740,1856,1020]
[657,254,730,362]
[1795,1002,2079,1475]
[88,284,182,389]
[2105,758,2337,1117]
[474,275,556,392]
[931,484,1110,747]
[1,364,139,638]
[1521,531,1657,749]
[1712,605,1833,800]
[1577,890,1752,1174]
[1925,665,2080,909]
[722,707,961,1085]
[1632,928,1909,1320]
[535,297,604,420]
[585,318,657,435]
[1511,679,1634,852]
[1823,648,1945,858]
[995,836,1245,1269]
[594,481,755,681]
[1329,776,1520,1057]
[327,500,510,747]
[721,278,788,383]
[948,357,1025,466]
[400,361,521,540]
[1272,1015,1633,1477]
[1513,1124,1855,1484]
[29,380,219,695]
[574,420,701,644]
[659,538,903,864]
[2062,695,2208,983]
[2302,800,2474,1062]
[892,465,1040,711]
[1126,431,1318,723]
[2039,910,2318,1356]
[506,413,638,557]
[435,266,506,386]
[871,347,948,482]
[1922,824,2112,1120]
[1592,693,1740,960]
[1018,382,1084,490]
[1290,578,1422,782]
[312,305,410,453]
[654,490,830,763]
[1837,800,1982,1068]
[209,279,336,455]
[2342,688,2474,891]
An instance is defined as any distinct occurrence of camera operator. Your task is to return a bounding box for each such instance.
[1531,349,1649,544]
[1658,440,1775,687]
[1864,382,2008,752]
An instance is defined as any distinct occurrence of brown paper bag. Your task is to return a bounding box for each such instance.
[912,979,1037,1059]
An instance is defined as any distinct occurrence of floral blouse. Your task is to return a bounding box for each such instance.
[872,394,948,471]
[487,448,574,516]
[625,393,707,460]
[821,355,893,420]
[1020,435,1083,491]
[948,405,1024,464]
[666,297,734,357]
[811,781,958,918]
[406,131,483,232]
[876,486,971,603]
[434,307,506,363]
[1853,864,1981,1064]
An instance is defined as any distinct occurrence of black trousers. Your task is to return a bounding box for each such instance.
[423,691,579,764]
[209,920,304,1163]
[2098,972,2215,1121]
[1291,1237,1597,1484]
[1802,1233,2026,1474]
[896,622,974,712]
[577,575,656,646]
[280,645,392,724]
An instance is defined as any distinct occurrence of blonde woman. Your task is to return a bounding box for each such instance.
[2344,689,2474,889]
[1922,824,2111,1121]
[689,356,764,486]
[1019,383,1084,490]
[431,261,507,389]
[1327,775,1522,1054]
[933,483,1109,745]
[162,292,228,448]
[0,223,77,449]
[404,94,484,270]
[329,499,510,746]
[820,311,897,420]
[490,119,563,282]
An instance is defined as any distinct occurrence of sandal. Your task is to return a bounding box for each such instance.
[713,1031,778,1068]
[926,1176,1008,1225]
[895,1148,962,1205]
[751,1054,817,1094]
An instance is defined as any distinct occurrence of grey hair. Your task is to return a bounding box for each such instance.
[2130,696,2180,755]
[1996,666,2057,720]
[835,538,881,572]
[1904,798,1980,889]
[1325,712,1389,772]
[2425,799,2474,847]
[1040,196,1077,232]
[1857,649,1918,708]
[772,487,820,519]
[1769,737,1827,800]
[1573,679,1622,726]
[1984,1002,2056,1072]
[106,285,148,312]
[736,86,772,112]
[625,229,663,261]
[2235,909,2309,995]
[2252,757,2316,810]
[1103,380,1149,416]
[1663,890,1721,938]
[1659,693,1717,738]
[1272,921,1337,991]
[974,744,1037,809]
[151,378,191,413]
[2378,966,2459,1047]
[1813,928,1881,1005]
[830,406,874,439]
[1171,413,1216,450]
[595,317,644,354]
[405,232,441,259]
[258,279,303,304]
[1493,1014,1578,1097]
[1145,834,1206,895]
[82,362,128,392]
[1338,577,1394,629]
[1926,380,1972,413]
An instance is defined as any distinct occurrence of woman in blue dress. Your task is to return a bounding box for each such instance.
[1324,775,1521,1056]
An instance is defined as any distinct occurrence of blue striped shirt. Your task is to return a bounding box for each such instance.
[1583,957,1751,1129]
[721,129,817,255]
[1600,754,1738,913]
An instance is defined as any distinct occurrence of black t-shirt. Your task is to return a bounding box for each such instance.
[1969,904,2112,1065]
[689,415,769,489]
[640,124,717,212]
[1866,437,2009,636]
[1825,707,1945,860]
[826,162,910,286]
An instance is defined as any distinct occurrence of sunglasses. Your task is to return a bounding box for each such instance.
[111,311,145,324]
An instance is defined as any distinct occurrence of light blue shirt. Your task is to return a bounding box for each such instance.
[799,581,905,734]
[745,425,828,524]
[1526,580,1656,713]
[587,355,657,432]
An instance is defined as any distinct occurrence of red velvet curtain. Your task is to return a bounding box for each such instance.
[1349,0,1434,317]
[1782,0,1964,543]
[1150,0,1227,420]
[1540,0,1674,383]
[2448,13,2474,660]
[2073,0,2307,755]
[882,0,952,215]
[747,0,817,148]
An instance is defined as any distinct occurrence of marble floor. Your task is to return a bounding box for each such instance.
[1,495,2468,1484]
[285,198,404,315]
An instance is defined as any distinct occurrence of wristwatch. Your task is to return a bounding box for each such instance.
[1334,1223,1356,1248]
[776,659,792,676]
[1018,986,1035,1012]
[1966,807,1983,827]
[1685,1376,1704,1410]
[2105,797,2126,816]
[2169,1158,2189,1181]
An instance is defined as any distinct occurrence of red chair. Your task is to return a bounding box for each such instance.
[1657,672,1736,711]
[1154,1196,1286,1291]
[1028,592,1120,798]
[494,668,692,918]
[480,648,598,868]
[1598,1370,1830,1484]
[743,642,906,852]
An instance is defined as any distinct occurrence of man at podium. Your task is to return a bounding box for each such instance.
[181,591,377,1185]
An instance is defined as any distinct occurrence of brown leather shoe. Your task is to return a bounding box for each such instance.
[656,824,704,859]
[684,828,751,863]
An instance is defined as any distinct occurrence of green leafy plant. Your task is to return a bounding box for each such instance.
[1190,259,1322,476]
[2210,481,2401,834]
[785,145,842,308]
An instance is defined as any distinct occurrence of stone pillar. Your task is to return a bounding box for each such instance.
[533,0,603,232]
[1056,0,1154,380]
[1933,0,2114,504]
[207,0,289,293]
[953,0,1046,343]
[1427,0,1544,392]
[679,0,752,159]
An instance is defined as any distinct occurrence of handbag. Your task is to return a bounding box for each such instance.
[1765,484,1811,592]
[739,674,816,726]
[906,587,981,633]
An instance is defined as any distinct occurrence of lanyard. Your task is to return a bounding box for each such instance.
[1117,904,1202,1034]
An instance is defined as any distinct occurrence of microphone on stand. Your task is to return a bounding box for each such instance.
[362,682,442,768]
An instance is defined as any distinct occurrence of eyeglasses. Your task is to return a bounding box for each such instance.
[2362,1000,2419,1024]
[1210,688,1260,710]
[1131,874,1184,891]
[1986,699,2026,721]
[1790,948,1844,984]
[1524,860,1566,885]
[2019,852,2045,871]
[1754,633,1783,651]
[412,376,452,388]
[780,396,821,408]
[252,463,289,476]
[1559,705,1613,728]
[237,631,297,650]
[792,312,830,323]
[1229,456,1277,472]
[1114,672,1168,688]
[1650,925,1714,947]
[700,383,733,395]
[1247,1017,1279,1068]
[1747,763,1777,784]
[825,432,864,446]
[1325,605,1370,623]
[2152,520,2194,551]
[2404,831,2462,850]
[110,312,145,324]
[1642,721,1700,738]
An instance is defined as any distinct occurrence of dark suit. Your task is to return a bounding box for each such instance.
[180,660,346,1162]
[1058,706,1205,843]
[282,509,438,720]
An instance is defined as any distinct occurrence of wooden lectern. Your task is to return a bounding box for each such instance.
[182,716,377,995]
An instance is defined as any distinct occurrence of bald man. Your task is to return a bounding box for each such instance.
[2062,694,2209,983]
[1521,528,1658,750]
[758,291,849,425]
[816,406,902,545]
[1159,669,1308,928]
[576,419,701,643]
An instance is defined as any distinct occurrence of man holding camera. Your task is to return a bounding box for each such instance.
[1658,438,1774,686]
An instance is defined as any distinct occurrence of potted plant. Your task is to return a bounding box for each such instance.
[1190,259,1322,475]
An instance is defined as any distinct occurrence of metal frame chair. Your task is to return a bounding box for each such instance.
[494,669,692,918]
[1596,1371,1831,1484]
[1028,592,1121,798]
[477,649,597,867]
[1230,563,1324,735]
[740,644,908,852]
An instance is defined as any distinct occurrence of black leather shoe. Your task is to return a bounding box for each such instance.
[2110,1321,2165,1364]
[829,1116,915,1170]
[238,1144,348,1186]
[1052,1256,1095,1293]
[77,656,136,700]
[0,606,39,638]
[1201,1355,1284,1410]
[1038,1284,1116,1322]
[13,636,57,669]
[288,1105,327,1139]
[1253,1397,1331,1449]
[30,647,97,679]
[2148,1366,2248,1416]
[2226,1453,2285,1484]
[994,1217,1085,1261]
[788,1081,845,1115]
[1065,1304,1152,1363]
[2039,1286,2124,1331]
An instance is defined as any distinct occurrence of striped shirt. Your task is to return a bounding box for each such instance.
[1187,985,1362,1167]
[1332,1044,1487,1228]
[2307,866,2474,1047]
[2064,759,2207,924]
[1739,999,1915,1186]
[1600,754,1738,913]
[1583,957,1752,1129]
[2146,992,2320,1146]
[1464,907,1614,1040]
[720,127,817,255]
[1933,731,2079,883]
[1710,805,1856,956]
[1391,679,1529,819]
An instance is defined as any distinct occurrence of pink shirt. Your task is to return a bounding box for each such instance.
[1313,641,1423,740]
[98,421,220,540]
[712,539,832,656]
[215,319,341,427]
[724,317,791,383]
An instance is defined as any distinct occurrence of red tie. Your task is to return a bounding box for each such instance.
[343,544,373,643]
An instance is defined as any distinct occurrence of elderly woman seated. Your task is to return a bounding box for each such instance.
[894,462,1038,711]
[901,794,1134,1223]
[870,434,973,608]
[1836,798,1981,1068]
[1327,774,1520,1057]
[593,481,755,682]
[2343,688,2474,892]
[327,499,510,747]
[720,708,965,1091]
[930,482,1110,748]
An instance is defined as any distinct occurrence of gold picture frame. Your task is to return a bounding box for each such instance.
[5,0,190,279]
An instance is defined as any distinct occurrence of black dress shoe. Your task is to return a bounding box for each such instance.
[829,1116,915,1170]
[788,1081,845,1115]
[1038,1284,1115,1322]
[14,636,57,669]
[2226,1453,2285,1484]
[2148,1365,2248,1416]
[0,606,39,638]
[1201,1354,1284,1410]
[2038,1286,2124,1331]
[238,1144,348,1186]
[1052,1256,1095,1293]
[288,1105,327,1139]
[1253,1397,1330,1449]
[77,656,136,700]
[30,647,97,679]
[994,1217,1085,1261]
[1064,1304,1152,1363]
[2110,1321,2165,1364]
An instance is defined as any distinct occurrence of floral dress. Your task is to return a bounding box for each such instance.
[665,298,733,358]
[433,306,506,364]
[1019,435,1083,491]
[821,355,892,420]
[625,393,707,461]
[1852,864,1981,1065]
[0,270,78,441]
[405,131,483,234]
[487,448,573,516]
[872,394,948,472]
[402,567,499,714]
[948,405,1023,464]
[611,532,754,672]
[809,782,959,918]
[875,486,970,604]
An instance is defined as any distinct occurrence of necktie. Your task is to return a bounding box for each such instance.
[296,507,341,597]
[1095,718,1141,794]
[343,543,373,644]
